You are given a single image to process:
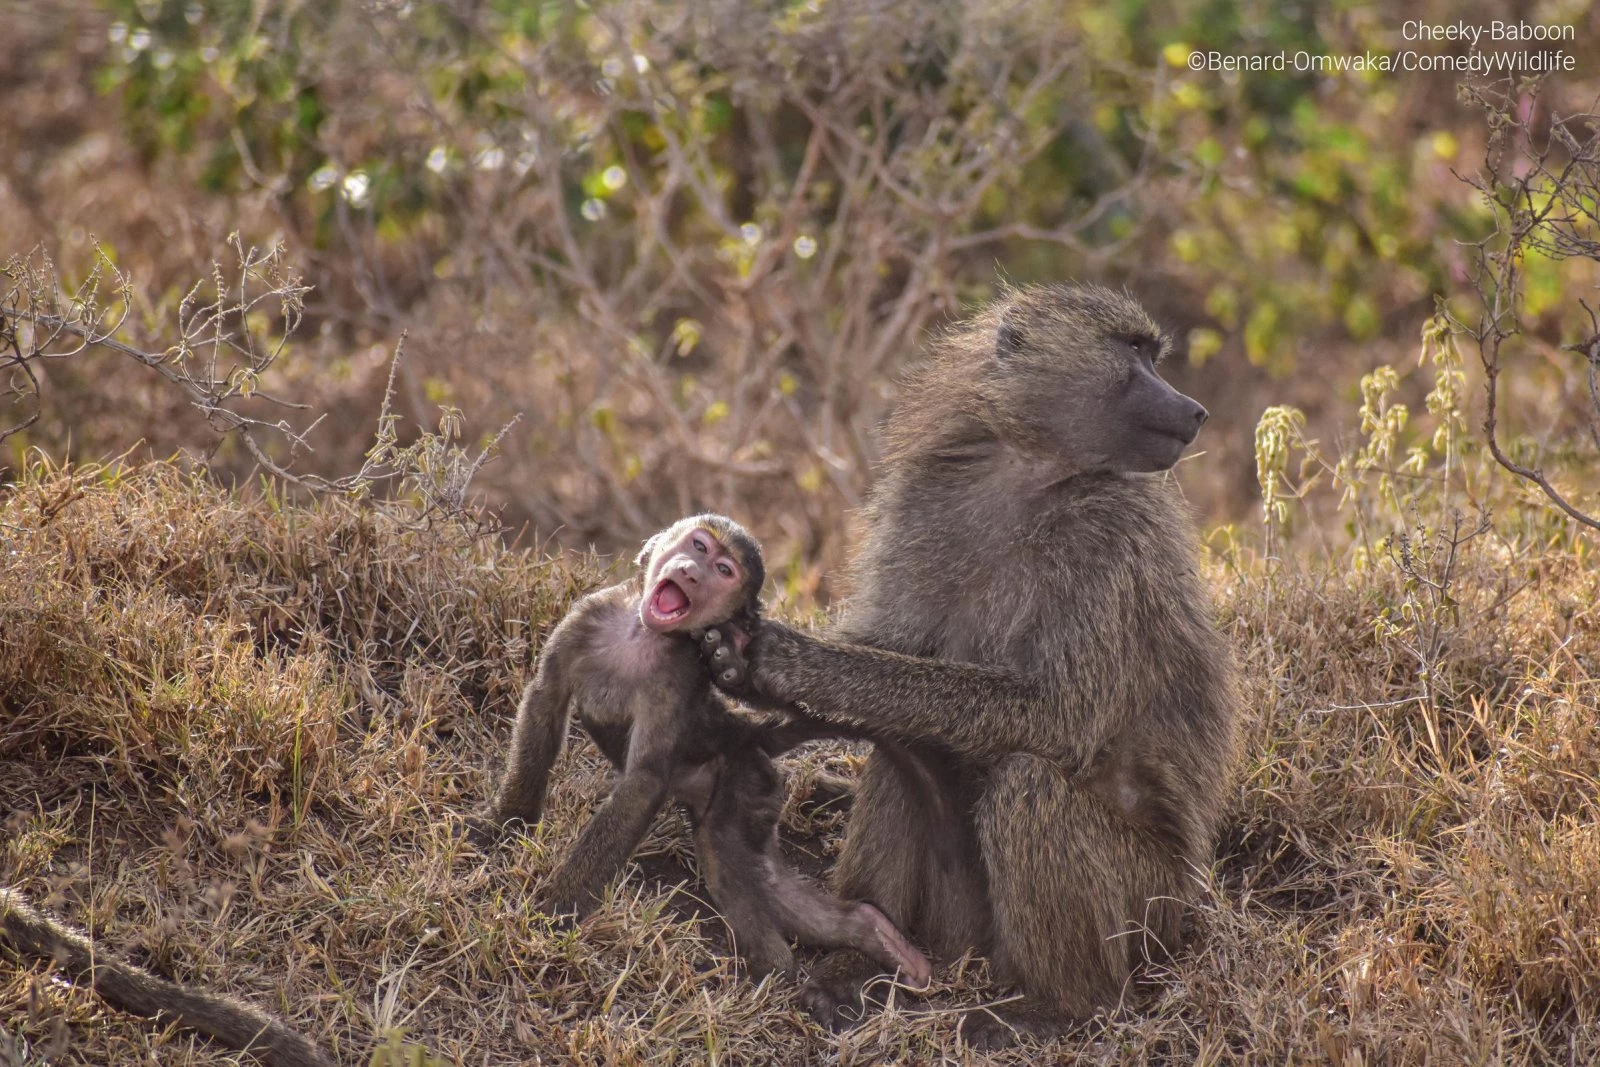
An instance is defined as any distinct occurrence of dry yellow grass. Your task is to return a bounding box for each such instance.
[2,459,1597,1065]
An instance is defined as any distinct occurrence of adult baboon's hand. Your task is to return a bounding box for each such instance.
[700,618,818,714]
[698,620,757,696]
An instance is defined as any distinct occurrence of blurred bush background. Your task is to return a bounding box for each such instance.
[5,0,1596,593]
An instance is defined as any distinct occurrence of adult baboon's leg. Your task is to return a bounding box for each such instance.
[966,752,1185,1047]
[802,744,988,1029]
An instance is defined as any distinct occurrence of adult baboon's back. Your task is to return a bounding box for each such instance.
[705,283,1239,1044]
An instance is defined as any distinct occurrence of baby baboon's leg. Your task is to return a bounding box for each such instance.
[487,674,571,828]
[769,867,931,987]
[690,752,794,977]
[540,763,670,917]
[693,822,795,978]
[974,753,1185,1028]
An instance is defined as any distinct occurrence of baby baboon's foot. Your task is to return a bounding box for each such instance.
[856,902,932,989]
[532,893,583,933]
[534,875,597,928]
[453,812,506,847]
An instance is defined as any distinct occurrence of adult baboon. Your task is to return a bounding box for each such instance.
[0,889,334,1067]
[702,284,1239,1046]
[475,515,929,985]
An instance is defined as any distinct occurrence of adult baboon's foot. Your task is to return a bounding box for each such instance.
[957,1000,1073,1051]
[454,811,508,847]
[799,949,879,1032]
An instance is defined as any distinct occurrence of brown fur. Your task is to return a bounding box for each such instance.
[0,889,334,1067]
[477,515,929,986]
[703,283,1239,1046]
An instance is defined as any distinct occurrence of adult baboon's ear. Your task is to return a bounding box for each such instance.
[996,311,1026,358]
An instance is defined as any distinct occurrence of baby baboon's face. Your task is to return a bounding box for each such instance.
[984,285,1209,474]
[637,519,758,634]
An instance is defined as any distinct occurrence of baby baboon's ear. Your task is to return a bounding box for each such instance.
[996,311,1026,358]
[634,534,661,568]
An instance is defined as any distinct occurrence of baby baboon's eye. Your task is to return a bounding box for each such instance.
[716,562,734,578]
[693,537,708,553]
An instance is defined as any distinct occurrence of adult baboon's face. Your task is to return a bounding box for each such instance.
[980,285,1209,474]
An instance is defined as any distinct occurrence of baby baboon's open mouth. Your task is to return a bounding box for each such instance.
[647,578,692,626]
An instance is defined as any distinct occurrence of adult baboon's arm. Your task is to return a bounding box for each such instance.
[706,621,1096,766]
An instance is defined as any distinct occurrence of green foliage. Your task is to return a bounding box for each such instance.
[99,0,332,192]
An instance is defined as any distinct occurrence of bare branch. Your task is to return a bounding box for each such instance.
[1456,79,1600,531]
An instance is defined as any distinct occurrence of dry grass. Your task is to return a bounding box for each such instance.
[2,460,1598,1065]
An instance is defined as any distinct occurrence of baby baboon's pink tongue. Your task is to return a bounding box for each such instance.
[654,581,689,616]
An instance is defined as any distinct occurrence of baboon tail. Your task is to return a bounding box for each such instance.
[0,888,336,1067]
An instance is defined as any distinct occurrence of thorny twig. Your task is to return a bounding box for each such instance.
[0,239,517,526]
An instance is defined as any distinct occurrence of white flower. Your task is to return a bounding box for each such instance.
[308,165,340,193]
[341,170,371,207]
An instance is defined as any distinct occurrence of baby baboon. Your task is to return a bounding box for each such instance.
[477,515,929,985]
[703,284,1239,1046]
[0,888,334,1067]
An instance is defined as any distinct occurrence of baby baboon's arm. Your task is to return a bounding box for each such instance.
[484,623,578,830]
[538,731,674,917]
[705,622,1101,766]
[488,675,571,827]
